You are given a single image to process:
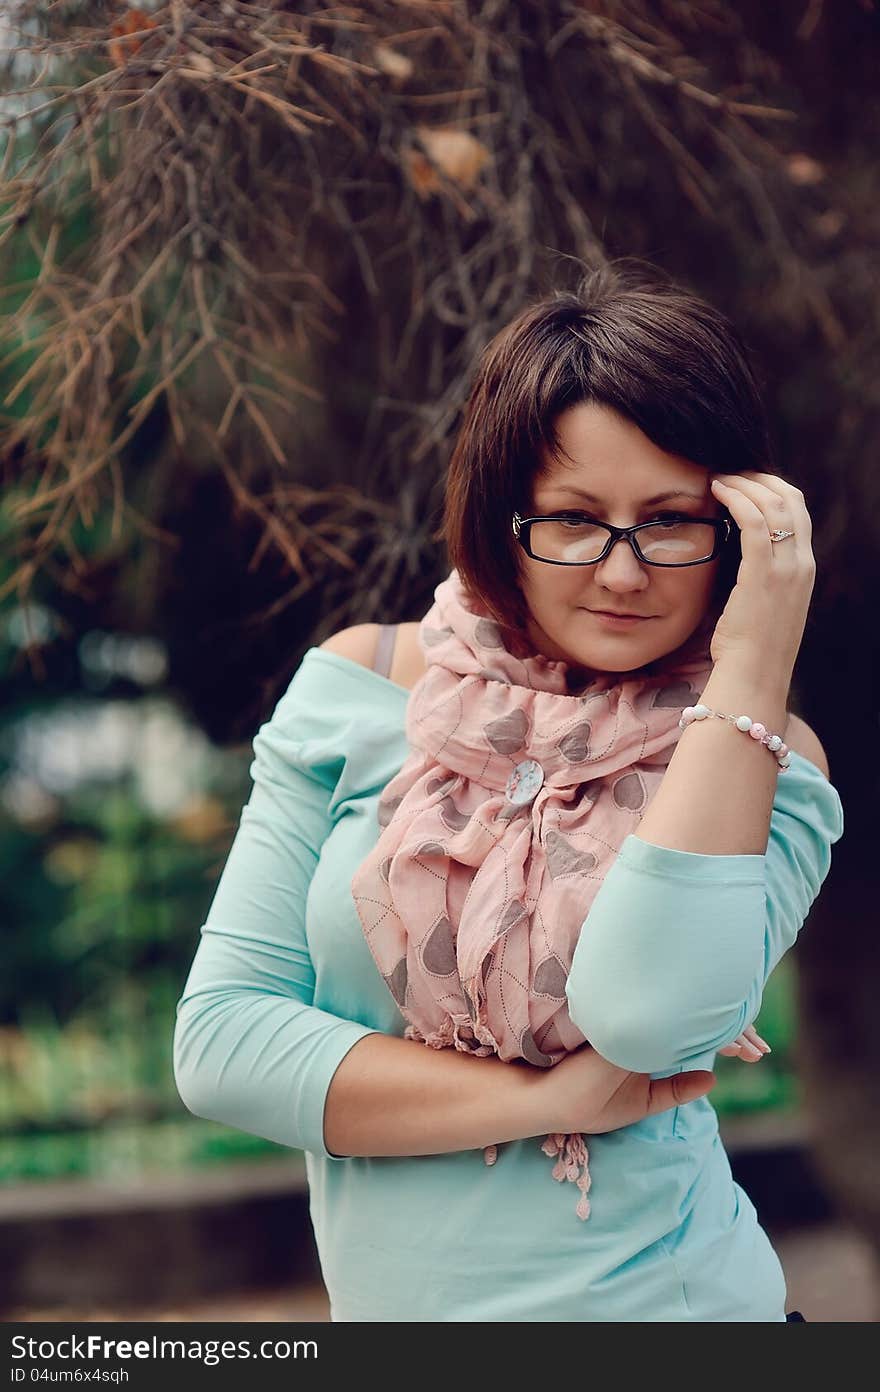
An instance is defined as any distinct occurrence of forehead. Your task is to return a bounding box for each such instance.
[534,402,709,499]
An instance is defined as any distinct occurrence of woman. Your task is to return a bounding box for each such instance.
[173,263,843,1321]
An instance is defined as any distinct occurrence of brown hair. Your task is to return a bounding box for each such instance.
[440,258,775,646]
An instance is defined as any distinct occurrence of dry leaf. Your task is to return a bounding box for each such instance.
[374,44,413,81]
[108,9,158,69]
[187,53,215,76]
[406,126,491,197]
[786,152,825,186]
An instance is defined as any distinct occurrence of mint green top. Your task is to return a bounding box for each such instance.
[173,648,844,1322]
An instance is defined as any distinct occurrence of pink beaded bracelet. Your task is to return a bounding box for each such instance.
[679,704,791,772]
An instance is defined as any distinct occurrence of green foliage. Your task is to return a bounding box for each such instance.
[0,1118,283,1182]
[2,784,235,1024]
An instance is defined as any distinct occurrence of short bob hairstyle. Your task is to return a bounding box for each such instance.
[441,259,776,649]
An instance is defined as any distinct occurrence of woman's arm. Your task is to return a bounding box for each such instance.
[562,472,842,1075]
[632,655,790,856]
[633,469,819,858]
[325,1033,715,1155]
[564,747,844,1074]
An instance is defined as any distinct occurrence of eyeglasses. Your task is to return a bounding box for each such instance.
[511,511,732,568]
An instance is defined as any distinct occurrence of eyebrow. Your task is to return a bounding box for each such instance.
[539,487,706,507]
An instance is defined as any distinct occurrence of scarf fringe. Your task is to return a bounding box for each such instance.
[404,1018,500,1055]
[541,1132,592,1220]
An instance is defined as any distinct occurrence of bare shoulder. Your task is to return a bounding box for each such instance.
[318,621,426,690]
[783,713,831,780]
[318,623,382,668]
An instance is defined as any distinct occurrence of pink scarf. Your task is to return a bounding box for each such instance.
[350,568,715,1219]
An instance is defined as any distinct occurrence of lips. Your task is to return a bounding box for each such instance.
[589,610,651,618]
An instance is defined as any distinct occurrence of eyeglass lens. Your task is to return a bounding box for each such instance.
[528,519,718,566]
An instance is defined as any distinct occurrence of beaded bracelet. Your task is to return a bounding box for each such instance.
[679,704,792,773]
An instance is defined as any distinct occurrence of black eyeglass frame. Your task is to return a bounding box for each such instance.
[511,511,732,568]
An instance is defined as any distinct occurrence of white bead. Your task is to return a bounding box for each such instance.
[681,706,696,721]
[735,715,752,731]
[767,734,782,752]
[692,705,711,719]
[778,755,791,768]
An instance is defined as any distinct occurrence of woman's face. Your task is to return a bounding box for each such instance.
[516,402,727,676]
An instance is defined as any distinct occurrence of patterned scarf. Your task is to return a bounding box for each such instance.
[350,567,715,1218]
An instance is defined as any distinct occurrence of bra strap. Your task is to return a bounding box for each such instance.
[372,623,398,678]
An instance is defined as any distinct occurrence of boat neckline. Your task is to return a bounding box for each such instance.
[304,648,830,782]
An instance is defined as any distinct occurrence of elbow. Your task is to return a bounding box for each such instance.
[172,1000,221,1124]
[566,987,683,1074]
[567,986,750,1075]
[568,974,676,1069]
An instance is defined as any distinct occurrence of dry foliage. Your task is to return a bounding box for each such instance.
[0,0,860,640]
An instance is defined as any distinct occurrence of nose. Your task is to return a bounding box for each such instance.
[593,533,650,593]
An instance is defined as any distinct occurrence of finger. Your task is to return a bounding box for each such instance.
[646,1070,716,1113]
[735,1045,765,1063]
[741,1024,771,1053]
[712,475,792,528]
[712,474,810,543]
[716,469,804,501]
[710,480,774,561]
[713,470,797,502]
[719,1028,770,1061]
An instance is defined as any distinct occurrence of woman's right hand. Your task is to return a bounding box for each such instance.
[538,1042,715,1136]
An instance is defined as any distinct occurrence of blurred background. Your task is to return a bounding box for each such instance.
[1,0,878,1321]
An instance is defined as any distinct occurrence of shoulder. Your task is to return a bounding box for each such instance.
[783,713,830,780]
[318,623,383,668]
[319,622,425,689]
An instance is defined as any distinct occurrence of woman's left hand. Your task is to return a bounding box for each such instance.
[708,471,815,673]
[718,1023,771,1064]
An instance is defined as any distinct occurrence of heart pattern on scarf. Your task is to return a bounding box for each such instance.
[474,617,505,648]
[422,916,457,975]
[498,899,528,933]
[484,708,529,755]
[557,721,592,763]
[521,1027,555,1068]
[612,770,647,812]
[378,794,403,828]
[544,830,599,879]
[652,680,698,708]
[534,955,568,999]
[384,958,408,1007]
[439,796,471,832]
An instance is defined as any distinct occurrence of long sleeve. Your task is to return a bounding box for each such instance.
[565,750,845,1075]
[172,659,380,1158]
